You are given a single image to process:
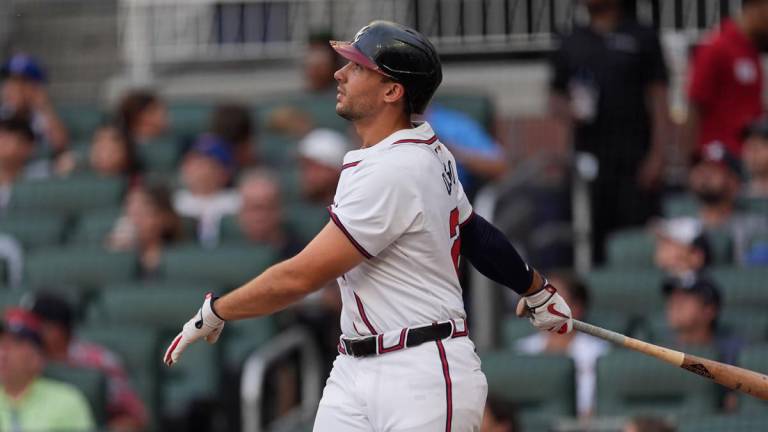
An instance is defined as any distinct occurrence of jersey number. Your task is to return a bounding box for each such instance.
[449,207,461,275]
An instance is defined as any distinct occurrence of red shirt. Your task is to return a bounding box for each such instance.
[688,19,764,156]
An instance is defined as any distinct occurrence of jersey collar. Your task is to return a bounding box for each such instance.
[342,122,438,165]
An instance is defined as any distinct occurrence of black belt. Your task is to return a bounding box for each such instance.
[340,321,460,358]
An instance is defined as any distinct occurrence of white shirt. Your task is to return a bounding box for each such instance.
[329,122,473,337]
[173,189,241,246]
[516,332,610,416]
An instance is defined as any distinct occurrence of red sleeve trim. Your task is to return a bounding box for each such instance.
[341,160,361,171]
[459,211,476,228]
[328,206,374,259]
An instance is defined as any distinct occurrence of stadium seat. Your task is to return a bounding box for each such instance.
[662,194,698,217]
[25,247,137,291]
[221,317,278,369]
[678,414,768,432]
[0,213,66,249]
[160,337,219,419]
[8,175,125,217]
[161,245,277,289]
[77,324,161,427]
[584,268,665,317]
[481,352,575,421]
[167,103,213,139]
[69,207,122,246]
[261,133,299,167]
[711,267,768,311]
[500,316,537,348]
[285,202,329,244]
[606,228,655,268]
[57,104,105,141]
[595,349,719,416]
[138,137,181,171]
[44,363,108,427]
[737,345,768,413]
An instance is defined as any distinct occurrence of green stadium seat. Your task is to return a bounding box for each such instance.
[606,228,655,268]
[261,133,298,167]
[138,137,181,171]
[737,345,768,413]
[8,175,125,217]
[481,352,575,422]
[639,309,766,345]
[285,202,329,244]
[0,290,27,309]
[77,324,161,428]
[0,213,66,249]
[500,316,537,348]
[711,267,768,311]
[69,207,122,246]
[57,104,105,141]
[584,268,665,317]
[44,363,108,427]
[678,414,768,432]
[161,245,277,289]
[663,194,698,218]
[167,103,213,139]
[433,92,495,131]
[595,349,719,416]
[160,337,219,419]
[221,317,278,369]
[25,247,137,291]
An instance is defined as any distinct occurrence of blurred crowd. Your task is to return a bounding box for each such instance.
[0,0,767,431]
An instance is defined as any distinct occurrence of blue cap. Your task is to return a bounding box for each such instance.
[1,54,47,83]
[191,134,235,172]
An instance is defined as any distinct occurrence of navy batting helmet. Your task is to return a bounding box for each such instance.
[330,20,442,114]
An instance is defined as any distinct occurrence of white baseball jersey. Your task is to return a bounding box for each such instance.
[328,122,473,337]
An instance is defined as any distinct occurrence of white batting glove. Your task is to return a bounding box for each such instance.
[163,293,225,367]
[517,283,573,334]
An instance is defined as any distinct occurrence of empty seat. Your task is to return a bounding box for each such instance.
[711,267,768,310]
[138,137,181,171]
[57,104,105,141]
[8,176,125,217]
[584,268,665,317]
[161,245,277,289]
[69,207,122,246]
[221,317,278,369]
[25,247,137,291]
[678,414,768,432]
[482,352,575,422]
[606,228,655,268]
[663,194,698,218]
[167,103,213,139]
[284,202,329,244]
[0,213,66,249]
[595,350,719,416]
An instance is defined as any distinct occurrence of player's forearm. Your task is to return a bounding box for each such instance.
[460,213,541,295]
[212,259,316,321]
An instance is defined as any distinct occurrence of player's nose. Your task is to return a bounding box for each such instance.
[334,63,349,83]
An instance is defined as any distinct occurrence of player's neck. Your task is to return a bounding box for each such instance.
[354,112,412,149]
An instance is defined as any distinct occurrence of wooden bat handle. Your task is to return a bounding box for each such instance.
[573,319,768,400]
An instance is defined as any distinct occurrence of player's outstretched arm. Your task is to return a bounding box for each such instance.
[164,221,365,366]
[460,212,572,334]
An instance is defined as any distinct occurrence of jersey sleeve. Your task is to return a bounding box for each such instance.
[329,162,422,258]
[456,177,473,225]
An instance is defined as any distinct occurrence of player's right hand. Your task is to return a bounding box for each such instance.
[516,282,573,334]
[163,293,225,367]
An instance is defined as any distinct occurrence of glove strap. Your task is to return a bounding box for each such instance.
[524,279,555,312]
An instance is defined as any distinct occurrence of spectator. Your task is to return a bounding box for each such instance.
[109,183,183,276]
[688,144,742,230]
[298,128,348,205]
[654,217,711,279]
[237,169,303,258]
[116,89,169,145]
[624,416,676,432]
[741,116,768,198]
[0,117,48,209]
[425,103,507,200]
[549,0,671,263]
[480,394,520,432]
[0,307,94,431]
[56,124,141,181]
[209,103,257,169]
[515,271,609,416]
[31,293,148,431]
[685,0,768,158]
[175,134,240,246]
[663,274,744,365]
[0,53,68,154]
[303,31,340,94]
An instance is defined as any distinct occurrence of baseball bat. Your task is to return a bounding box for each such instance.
[573,319,768,400]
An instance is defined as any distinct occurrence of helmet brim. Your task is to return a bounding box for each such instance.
[330,41,391,77]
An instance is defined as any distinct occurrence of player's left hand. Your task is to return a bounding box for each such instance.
[163,293,225,367]
[516,282,573,334]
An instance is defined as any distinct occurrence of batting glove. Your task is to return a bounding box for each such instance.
[517,282,573,334]
[164,293,225,367]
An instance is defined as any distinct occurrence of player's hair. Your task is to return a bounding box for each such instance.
[210,103,255,146]
[117,89,161,134]
[380,75,412,117]
[0,116,35,143]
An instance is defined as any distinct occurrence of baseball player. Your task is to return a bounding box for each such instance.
[164,21,573,431]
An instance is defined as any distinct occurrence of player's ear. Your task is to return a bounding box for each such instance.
[382,81,406,105]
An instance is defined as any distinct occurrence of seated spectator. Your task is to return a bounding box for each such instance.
[303,31,340,94]
[663,274,744,365]
[654,217,711,279]
[742,116,768,198]
[116,89,169,145]
[515,272,609,417]
[298,128,348,205]
[624,416,676,432]
[0,53,68,154]
[480,394,520,432]
[0,308,94,430]
[109,183,183,276]
[209,103,257,169]
[688,143,742,229]
[425,103,507,200]
[31,293,148,431]
[237,169,303,258]
[56,123,141,181]
[175,134,240,246]
[0,117,48,209]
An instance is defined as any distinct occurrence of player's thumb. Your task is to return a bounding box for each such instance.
[204,326,223,344]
